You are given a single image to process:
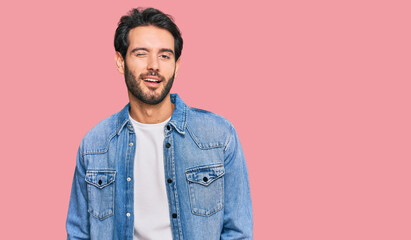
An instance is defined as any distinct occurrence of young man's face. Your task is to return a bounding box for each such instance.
[116,25,181,105]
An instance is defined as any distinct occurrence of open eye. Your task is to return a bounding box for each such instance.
[160,54,171,59]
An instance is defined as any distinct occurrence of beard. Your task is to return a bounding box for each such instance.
[124,63,175,105]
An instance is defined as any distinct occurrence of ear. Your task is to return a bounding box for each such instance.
[174,57,182,78]
[114,51,125,74]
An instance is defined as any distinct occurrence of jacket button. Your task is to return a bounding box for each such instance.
[129,142,134,146]
[172,213,177,218]
[126,213,130,217]
[167,178,173,183]
[165,143,171,148]
[203,177,208,182]
[98,180,102,185]
[166,125,171,130]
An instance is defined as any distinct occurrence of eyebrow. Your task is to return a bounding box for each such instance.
[159,48,175,55]
[130,48,148,55]
[130,47,175,56]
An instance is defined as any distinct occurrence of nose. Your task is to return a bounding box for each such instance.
[147,54,159,72]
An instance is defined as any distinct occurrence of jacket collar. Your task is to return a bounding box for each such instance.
[168,93,187,134]
[116,93,187,135]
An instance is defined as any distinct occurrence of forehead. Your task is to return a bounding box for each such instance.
[128,26,174,51]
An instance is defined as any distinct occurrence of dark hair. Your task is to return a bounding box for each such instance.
[114,8,183,61]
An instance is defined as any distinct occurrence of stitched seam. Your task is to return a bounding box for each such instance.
[86,181,115,220]
[186,126,223,150]
[85,171,116,188]
[88,209,114,221]
[223,124,235,153]
[169,135,184,239]
[186,173,225,186]
[185,164,224,172]
[185,165,225,217]
[183,105,187,131]
[116,118,129,136]
[82,132,117,156]
[186,125,201,148]
[191,204,223,217]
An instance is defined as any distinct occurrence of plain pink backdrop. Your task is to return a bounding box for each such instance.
[0,0,410,239]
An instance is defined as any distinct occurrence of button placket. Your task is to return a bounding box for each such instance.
[164,134,180,236]
[125,125,135,237]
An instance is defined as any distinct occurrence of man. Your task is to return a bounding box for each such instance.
[66,7,253,240]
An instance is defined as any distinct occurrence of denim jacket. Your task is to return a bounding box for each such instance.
[66,94,253,240]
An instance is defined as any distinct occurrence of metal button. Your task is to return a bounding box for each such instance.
[127,177,131,182]
[98,180,102,185]
[129,142,134,146]
[126,213,130,217]
[165,143,171,148]
[166,125,171,130]
[172,213,177,218]
[167,178,172,183]
[203,177,208,182]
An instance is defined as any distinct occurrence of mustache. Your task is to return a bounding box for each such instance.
[139,71,166,81]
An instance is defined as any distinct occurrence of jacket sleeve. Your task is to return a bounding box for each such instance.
[66,145,90,240]
[221,125,253,239]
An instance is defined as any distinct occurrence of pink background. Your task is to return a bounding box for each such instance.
[1,0,410,239]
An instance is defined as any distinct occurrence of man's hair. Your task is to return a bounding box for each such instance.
[114,8,183,61]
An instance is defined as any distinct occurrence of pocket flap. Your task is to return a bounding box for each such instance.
[85,171,116,189]
[185,164,225,186]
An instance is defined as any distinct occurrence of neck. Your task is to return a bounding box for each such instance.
[128,92,174,124]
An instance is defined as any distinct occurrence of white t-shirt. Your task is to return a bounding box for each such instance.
[129,115,173,240]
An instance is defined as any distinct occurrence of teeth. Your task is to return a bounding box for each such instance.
[144,78,160,82]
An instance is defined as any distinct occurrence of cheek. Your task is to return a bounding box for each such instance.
[161,62,176,75]
[127,59,147,72]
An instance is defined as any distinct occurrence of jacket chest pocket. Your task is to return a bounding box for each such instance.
[185,164,225,216]
[85,171,116,220]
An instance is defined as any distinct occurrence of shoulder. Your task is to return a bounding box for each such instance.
[187,106,233,130]
[80,112,120,154]
[185,106,235,149]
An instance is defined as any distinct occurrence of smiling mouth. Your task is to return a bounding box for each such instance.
[143,78,161,83]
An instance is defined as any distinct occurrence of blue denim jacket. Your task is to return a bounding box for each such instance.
[66,94,253,240]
